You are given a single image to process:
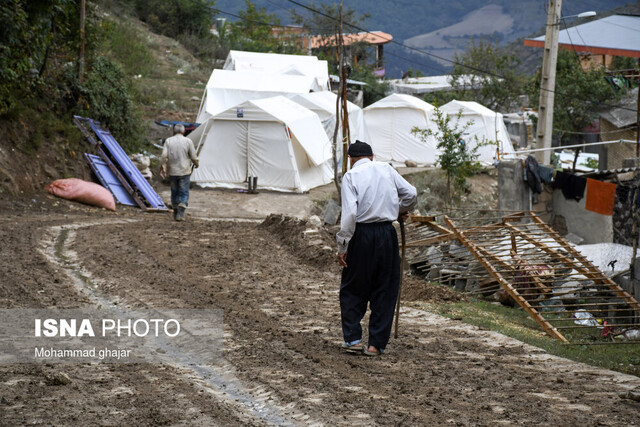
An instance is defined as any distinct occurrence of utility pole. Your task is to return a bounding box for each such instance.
[78,0,86,83]
[332,2,347,196]
[338,2,350,177]
[535,0,562,166]
[636,57,640,157]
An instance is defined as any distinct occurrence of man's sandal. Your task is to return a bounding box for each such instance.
[341,342,364,353]
[363,347,382,357]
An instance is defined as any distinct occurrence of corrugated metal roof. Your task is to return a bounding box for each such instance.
[387,75,480,95]
[524,14,640,57]
[310,31,392,48]
[600,87,639,128]
[581,165,640,178]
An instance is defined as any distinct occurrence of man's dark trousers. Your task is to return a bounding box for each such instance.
[340,221,401,351]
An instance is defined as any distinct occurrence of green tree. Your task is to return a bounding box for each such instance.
[290,2,366,38]
[528,49,619,144]
[412,107,484,203]
[290,3,387,106]
[424,38,526,112]
[291,3,370,70]
[350,65,389,106]
[0,0,76,113]
[77,57,143,151]
[228,0,300,53]
[133,0,216,39]
[609,56,638,72]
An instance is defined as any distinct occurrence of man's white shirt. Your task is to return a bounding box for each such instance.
[337,158,417,254]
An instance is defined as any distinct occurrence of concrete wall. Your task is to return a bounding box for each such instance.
[498,160,614,244]
[551,189,613,244]
[600,119,638,170]
[498,160,530,212]
[504,121,529,149]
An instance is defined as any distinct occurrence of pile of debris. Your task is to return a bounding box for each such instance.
[405,210,640,344]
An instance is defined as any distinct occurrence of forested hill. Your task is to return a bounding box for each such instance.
[216,0,634,77]
[218,0,630,41]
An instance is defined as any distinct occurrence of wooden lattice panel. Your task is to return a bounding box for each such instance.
[405,211,640,343]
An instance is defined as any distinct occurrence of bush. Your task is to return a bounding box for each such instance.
[133,0,215,39]
[412,107,485,204]
[350,65,389,106]
[77,57,145,152]
[0,0,77,114]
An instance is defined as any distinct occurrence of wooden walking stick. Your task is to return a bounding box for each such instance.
[394,216,407,339]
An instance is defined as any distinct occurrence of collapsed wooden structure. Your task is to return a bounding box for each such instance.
[405,211,640,344]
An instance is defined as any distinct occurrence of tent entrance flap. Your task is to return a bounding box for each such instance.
[247,121,298,191]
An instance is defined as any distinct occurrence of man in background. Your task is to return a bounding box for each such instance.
[337,140,417,356]
[161,124,199,221]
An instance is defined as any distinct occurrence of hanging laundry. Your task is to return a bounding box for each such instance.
[524,155,542,193]
[585,178,617,215]
[553,171,587,201]
[615,184,633,205]
[538,165,554,184]
[629,186,640,209]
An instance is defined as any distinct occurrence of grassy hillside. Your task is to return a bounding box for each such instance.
[0,3,210,196]
[99,14,208,121]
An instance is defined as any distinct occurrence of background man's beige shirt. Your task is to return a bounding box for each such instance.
[162,134,198,176]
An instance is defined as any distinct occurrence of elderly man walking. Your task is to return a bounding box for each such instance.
[336,141,417,356]
[161,124,199,221]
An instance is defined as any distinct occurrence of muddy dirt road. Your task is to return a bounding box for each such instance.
[1,192,639,426]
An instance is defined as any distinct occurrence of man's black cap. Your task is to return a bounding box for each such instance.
[347,140,373,157]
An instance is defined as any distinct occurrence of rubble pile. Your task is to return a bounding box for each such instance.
[405,211,640,343]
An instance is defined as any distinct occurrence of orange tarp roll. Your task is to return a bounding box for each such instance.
[585,178,616,216]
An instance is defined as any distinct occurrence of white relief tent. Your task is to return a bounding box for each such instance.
[362,94,438,166]
[195,69,316,124]
[291,91,371,168]
[223,50,330,92]
[440,100,515,165]
[188,96,333,193]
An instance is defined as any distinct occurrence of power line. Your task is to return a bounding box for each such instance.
[556,125,637,135]
[601,20,640,34]
[264,0,290,13]
[283,0,639,114]
[384,48,450,75]
[284,0,502,78]
[217,1,638,115]
[217,8,325,32]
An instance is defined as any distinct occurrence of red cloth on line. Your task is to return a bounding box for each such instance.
[585,178,616,216]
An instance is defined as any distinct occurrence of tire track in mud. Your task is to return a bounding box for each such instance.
[40,220,321,426]
[47,218,640,426]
